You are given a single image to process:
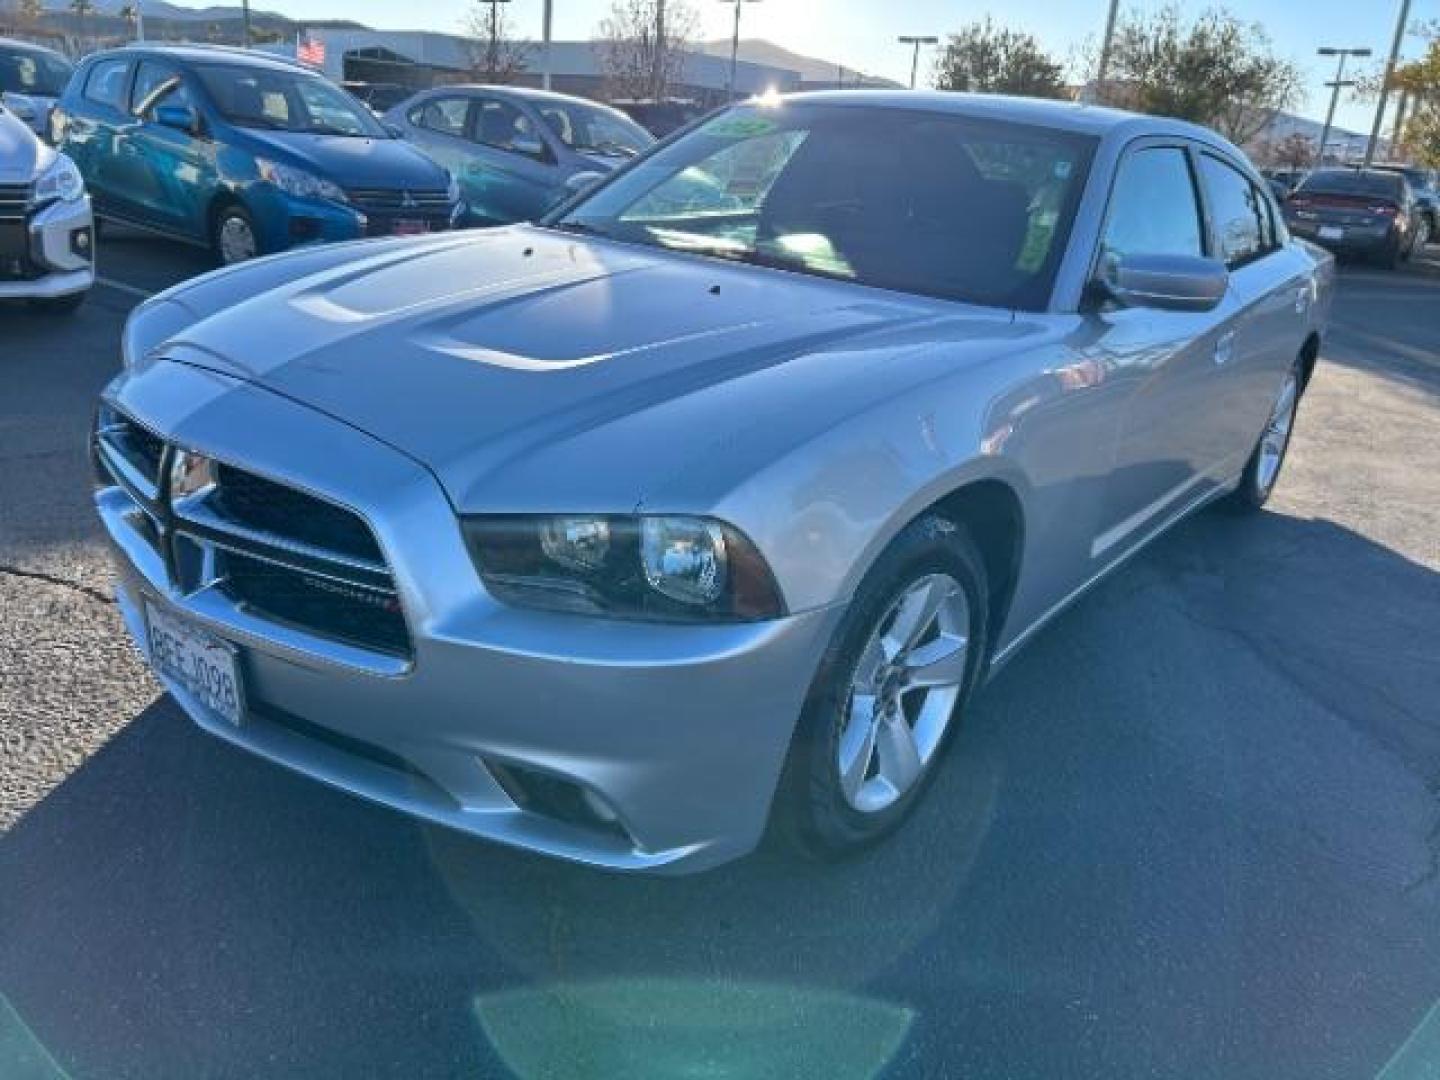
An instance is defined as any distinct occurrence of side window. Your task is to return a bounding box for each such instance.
[472,98,538,154]
[1100,146,1204,260]
[415,96,470,138]
[131,61,192,116]
[1199,154,1268,268]
[83,58,129,110]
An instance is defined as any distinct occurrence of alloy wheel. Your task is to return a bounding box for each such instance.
[837,573,970,815]
[1256,371,1299,495]
[218,214,257,265]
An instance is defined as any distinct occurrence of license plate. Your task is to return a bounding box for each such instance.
[390,219,428,236]
[1318,225,1344,241]
[145,601,244,726]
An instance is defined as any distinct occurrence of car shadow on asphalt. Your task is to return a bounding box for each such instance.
[1,511,1438,1079]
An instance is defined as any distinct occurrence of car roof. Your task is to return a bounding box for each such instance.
[417,83,629,112]
[0,36,70,60]
[84,43,313,73]
[776,89,1230,144]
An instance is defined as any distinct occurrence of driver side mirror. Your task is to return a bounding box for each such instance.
[383,121,404,138]
[1097,252,1228,313]
[153,103,200,136]
[511,135,548,160]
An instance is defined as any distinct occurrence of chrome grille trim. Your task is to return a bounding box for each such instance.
[345,187,453,212]
[0,183,30,221]
[94,404,414,663]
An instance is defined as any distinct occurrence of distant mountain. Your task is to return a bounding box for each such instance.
[40,0,287,21]
[697,38,901,88]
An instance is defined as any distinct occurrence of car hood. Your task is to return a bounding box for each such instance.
[239,129,448,188]
[0,107,43,182]
[140,226,1021,509]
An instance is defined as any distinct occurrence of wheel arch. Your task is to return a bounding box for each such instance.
[928,478,1026,661]
[1299,330,1321,391]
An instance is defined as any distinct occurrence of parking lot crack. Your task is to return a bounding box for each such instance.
[0,564,110,606]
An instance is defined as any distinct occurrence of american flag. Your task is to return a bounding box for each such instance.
[297,35,325,67]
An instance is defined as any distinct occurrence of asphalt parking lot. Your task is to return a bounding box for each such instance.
[1,233,1438,1079]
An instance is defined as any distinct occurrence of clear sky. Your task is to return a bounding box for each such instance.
[276,0,1430,134]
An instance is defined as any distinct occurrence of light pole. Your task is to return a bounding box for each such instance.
[541,0,553,91]
[1093,0,1120,101]
[1316,46,1370,166]
[1365,0,1412,167]
[897,35,938,90]
[718,0,761,100]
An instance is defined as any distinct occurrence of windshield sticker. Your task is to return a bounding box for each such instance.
[702,115,779,140]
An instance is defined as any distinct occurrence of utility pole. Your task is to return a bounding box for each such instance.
[241,0,250,47]
[1093,0,1120,102]
[897,35,937,90]
[541,0,553,90]
[1365,0,1412,167]
[1391,88,1409,152]
[653,0,665,102]
[720,0,761,101]
[1317,46,1370,166]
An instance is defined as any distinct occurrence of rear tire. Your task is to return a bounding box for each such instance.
[1225,357,1303,513]
[774,515,989,859]
[1378,233,1404,270]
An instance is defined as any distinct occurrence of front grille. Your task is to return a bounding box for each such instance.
[346,187,453,214]
[95,405,166,501]
[221,548,410,657]
[94,405,413,662]
[211,464,383,565]
[0,183,30,221]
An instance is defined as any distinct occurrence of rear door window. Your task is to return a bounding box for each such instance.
[1198,154,1268,269]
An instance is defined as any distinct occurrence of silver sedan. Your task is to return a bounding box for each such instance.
[94,93,1332,873]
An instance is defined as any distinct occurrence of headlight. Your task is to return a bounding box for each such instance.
[3,91,38,120]
[256,158,347,202]
[464,515,783,622]
[33,152,84,204]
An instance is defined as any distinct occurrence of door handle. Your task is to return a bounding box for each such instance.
[1213,331,1236,366]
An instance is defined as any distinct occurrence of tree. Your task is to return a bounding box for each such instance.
[464,0,530,84]
[1384,25,1440,165]
[16,0,43,25]
[1093,5,1303,145]
[1274,131,1315,169]
[69,0,96,43]
[932,17,1067,99]
[596,0,699,102]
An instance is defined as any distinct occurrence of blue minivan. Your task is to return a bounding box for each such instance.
[54,45,463,264]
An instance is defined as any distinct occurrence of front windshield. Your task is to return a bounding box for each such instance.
[193,63,387,138]
[535,99,653,158]
[0,48,73,97]
[553,104,1095,310]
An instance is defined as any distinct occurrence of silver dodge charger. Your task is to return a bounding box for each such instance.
[94,93,1333,873]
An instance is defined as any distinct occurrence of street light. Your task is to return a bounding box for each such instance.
[897,35,938,90]
[1316,46,1371,166]
[720,0,762,100]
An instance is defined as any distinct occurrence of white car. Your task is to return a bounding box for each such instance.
[0,101,93,312]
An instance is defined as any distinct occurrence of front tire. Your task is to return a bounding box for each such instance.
[775,515,989,858]
[1226,359,1302,513]
[212,204,259,267]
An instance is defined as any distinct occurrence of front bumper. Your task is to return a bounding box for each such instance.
[0,194,94,300]
[249,188,464,254]
[96,360,840,874]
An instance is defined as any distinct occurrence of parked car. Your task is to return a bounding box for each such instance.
[53,45,463,265]
[0,101,93,312]
[96,93,1332,874]
[1370,163,1438,245]
[342,80,411,117]
[386,85,653,225]
[1283,167,1423,267]
[0,37,74,140]
[611,97,707,138]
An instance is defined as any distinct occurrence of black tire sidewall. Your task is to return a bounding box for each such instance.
[1230,358,1303,511]
[776,515,990,857]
